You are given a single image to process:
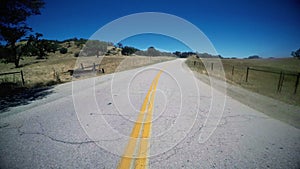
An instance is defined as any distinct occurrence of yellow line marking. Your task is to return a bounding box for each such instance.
[117,70,163,169]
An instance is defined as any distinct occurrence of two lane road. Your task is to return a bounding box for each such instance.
[0,59,299,168]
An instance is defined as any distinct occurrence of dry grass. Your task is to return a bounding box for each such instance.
[0,53,76,87]
[72,55,174,79]
[186,57,300,106]
[0,48,174,90]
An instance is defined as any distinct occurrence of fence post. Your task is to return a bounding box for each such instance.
[231,66,234,76]
[20,70,25,86]
[211,63,214,71]
[93,63,96,71]
[246,67,249,82]
[53,69,56,79]
[277,72,283,93]
[194,61,196,66]
[55,71,61,82]
[81,63,84,70]
[280,73,285,92]
[102,68,105,73]
[294,73,300,94]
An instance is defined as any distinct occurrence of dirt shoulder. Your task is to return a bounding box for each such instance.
[183,61,300,129]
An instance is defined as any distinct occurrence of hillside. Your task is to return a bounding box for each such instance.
[0,40,174,97]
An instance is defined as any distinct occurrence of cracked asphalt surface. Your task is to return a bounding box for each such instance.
[0,59,299,168]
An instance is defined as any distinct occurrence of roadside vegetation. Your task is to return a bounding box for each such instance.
[186,56,300,106]
[0,39,174,97]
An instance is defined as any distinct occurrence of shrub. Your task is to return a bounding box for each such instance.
[247,55,260,59]
[121,46,139,55]
[59,47,68,54]
[74,52,79,57]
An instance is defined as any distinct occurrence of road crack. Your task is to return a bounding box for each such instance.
[16,124,97,145]
[14,123,120,146]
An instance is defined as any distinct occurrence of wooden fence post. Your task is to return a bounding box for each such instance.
[294,73,300,94]
[246,67,249,82]
[93,63,96,71]
[194,61,196,66]
[55,71,61,82]
[53,69,56,79]
[102,68,105,73]
[231,66,234,76]
[20,70,25,86]
[81,63,84,70]
[277,72,283,93]
[211,63,214,71]
[280,73,285,92]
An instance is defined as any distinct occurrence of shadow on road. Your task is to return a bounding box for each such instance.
[0,85,54,113]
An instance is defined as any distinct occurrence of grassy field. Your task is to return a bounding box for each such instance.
[186,57,300,106]
[0,45,174,96]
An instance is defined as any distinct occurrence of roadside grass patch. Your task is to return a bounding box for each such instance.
[186,57,300,106]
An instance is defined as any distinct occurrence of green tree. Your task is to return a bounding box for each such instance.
[291,48,300,59]
[247,55,260,59]
[0,0,45,67]
[173,51,181,57]
[25,33,59,59]
[121,46,139,55]
[59,47,68,54]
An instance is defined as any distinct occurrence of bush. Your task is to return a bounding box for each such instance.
[247,55,260,59]
[121,46,139,55]
[59,47,68,54]
[74,52,79,57]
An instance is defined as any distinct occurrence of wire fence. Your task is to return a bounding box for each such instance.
[0,70,25,86]
[186,59,300,98]
[246,67,300,94]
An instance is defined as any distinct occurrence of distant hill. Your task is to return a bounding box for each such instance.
[135,47,175,57]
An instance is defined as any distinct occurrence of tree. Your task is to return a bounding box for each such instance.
[291,48,300,59]
[25,33,59,59]
[121,46,139,55]
[173,51,181,57]
[247,55,260,59]
[0,0,45,67]
[59,47,68,54]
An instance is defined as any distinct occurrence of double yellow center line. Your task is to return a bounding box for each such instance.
[117,70,163,169]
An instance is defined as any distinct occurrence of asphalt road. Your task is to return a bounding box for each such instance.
[0,59,299,169]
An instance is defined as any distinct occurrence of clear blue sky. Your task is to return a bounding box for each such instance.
[27,0,300,58]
